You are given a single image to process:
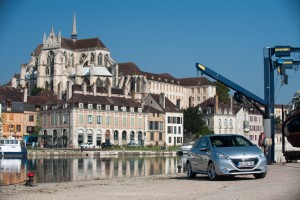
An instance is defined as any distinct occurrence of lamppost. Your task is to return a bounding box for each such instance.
[8,124,14,139]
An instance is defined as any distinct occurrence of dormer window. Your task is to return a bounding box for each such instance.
[121,107,126,112]
[114,106,118,111]
[130,107,134,112]
[79,103,83,109]
[88,104,93,109]
[97,105,101,110]
[105,105,110,111]
[138,108,142,113]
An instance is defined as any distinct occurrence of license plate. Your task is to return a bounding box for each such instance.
[238,161,254,166]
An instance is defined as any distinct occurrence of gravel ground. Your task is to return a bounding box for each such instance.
[1,163,299,200]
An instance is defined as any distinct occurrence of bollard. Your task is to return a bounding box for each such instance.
[25,172,35,186]
[177,164,182,173]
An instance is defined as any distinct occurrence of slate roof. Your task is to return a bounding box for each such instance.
[68,93,140,107]
[0,86,23,102]
[178,77,214,86]
[149,93,182,113]
[118,62,143,76]
[33,37,107,56]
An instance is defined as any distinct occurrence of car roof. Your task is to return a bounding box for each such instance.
[200,134,245,138]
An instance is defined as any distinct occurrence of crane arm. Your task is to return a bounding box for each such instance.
[196,63,267,107]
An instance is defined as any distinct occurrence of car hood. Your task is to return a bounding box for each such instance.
[212,146,262,158]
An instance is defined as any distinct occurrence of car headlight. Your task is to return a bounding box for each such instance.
[216,152,230,160]
[259,152,266,158]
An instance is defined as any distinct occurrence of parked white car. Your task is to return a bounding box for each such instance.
[80,142,95,148]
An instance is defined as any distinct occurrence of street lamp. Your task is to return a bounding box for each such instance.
[9,124,13,139]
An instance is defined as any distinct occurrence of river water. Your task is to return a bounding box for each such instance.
[0,155,186,186]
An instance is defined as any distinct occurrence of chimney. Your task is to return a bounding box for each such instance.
[214,95,218,114]
[23,87,28,103]
[159,93,165,109]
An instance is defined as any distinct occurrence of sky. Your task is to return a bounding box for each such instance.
[0,0,299,105]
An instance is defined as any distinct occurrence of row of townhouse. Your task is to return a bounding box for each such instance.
[0,84,183,148]
[198,95,289,146]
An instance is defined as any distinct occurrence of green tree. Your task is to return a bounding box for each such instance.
[214,81,230,104]
[31,86,44,96]
[183,107,211,136]
[34,115,43,135]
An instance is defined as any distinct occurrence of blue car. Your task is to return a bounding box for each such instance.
[185,134,267,180]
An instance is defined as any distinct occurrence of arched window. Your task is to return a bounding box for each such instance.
[44,81,49,90]
[79,54,87,64]
[47,51,55,75]
[96,78,103,87]
[98,53,103,65]
[90,53,95,63]
[130,131,135,141]
[46,67,50,75]
[122,131,127,140]
[114,130,119,140]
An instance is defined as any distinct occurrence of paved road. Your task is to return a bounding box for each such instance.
[1,163,300,200]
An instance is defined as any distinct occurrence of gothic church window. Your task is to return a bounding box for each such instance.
[79,54,87,65]
[98,53,103,65]
[47,51,55,75]
[91,53,95,64]
[46,67,50,75]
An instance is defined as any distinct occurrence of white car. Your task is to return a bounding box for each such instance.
[80,142,95,148]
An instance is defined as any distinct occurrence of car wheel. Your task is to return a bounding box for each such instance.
[207,162,218,181]
[186,162,196,178]
[253,172,267,179]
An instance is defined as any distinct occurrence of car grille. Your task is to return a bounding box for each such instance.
[231,158,259,169]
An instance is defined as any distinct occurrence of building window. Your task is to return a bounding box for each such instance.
[29,115,34,122]
[159,132,162,140]
[96,116,102,124]
[114,116,118,126]
[167,126,172,133]
[97,105,101,110]
[178,126,181,134]
[88,115,93,124]
[78,114,83,124]
[16,125,21,132]
[79,103,83,109]
[87,134,93,143]
[88,104,93,109]
[62,114,68,124]
[51,115,57,125]
[122,131,127,140]
[122,117,127,126]
[105,105,110,111]
[130,117,134,128]
[106,116,111,125]
[168,137,172,143]
[114,131,119,140]
[150,132,154,140]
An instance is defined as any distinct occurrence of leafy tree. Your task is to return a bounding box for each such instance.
[33,115,43,135]
[275,116,282,125]
[183,107,211,136]
[31,86,44,96]
[214,81,230,104]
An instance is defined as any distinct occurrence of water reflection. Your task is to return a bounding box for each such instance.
[0,155,184,186]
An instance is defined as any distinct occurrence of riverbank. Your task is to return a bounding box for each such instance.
[1,163,299,200]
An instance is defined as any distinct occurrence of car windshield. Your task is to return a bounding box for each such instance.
[210,135,254,147]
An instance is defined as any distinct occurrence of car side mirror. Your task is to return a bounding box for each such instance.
[199,147,207,151]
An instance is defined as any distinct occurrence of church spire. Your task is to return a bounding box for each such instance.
[71,11,77,40]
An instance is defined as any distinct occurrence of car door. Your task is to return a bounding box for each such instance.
[189,137,208,173]
[197,137,210,172]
